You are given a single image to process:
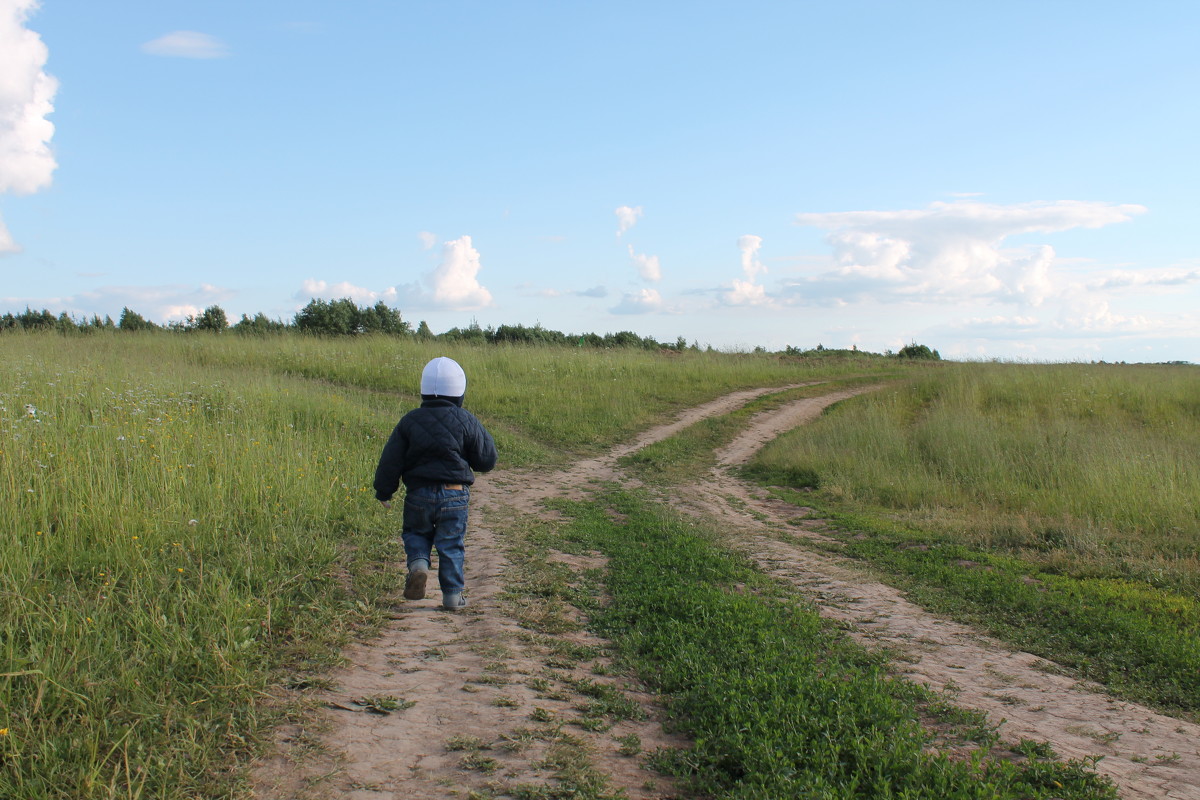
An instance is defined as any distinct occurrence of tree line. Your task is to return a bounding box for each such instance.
[0,297,941,358]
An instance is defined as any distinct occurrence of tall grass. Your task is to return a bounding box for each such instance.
[745,362,1200,714]
[750,363,1200,589]
[127,333,896,461]
[1,337,400,797]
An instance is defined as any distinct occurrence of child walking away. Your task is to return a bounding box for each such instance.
[374,357,497,609]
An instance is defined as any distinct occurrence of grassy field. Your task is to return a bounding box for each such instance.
[539,490,1117,799]
[6,333,1187,797]
[744,362,1200,716]
[1,332,892,799]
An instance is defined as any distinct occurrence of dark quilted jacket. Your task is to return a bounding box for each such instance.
[373,398,498,501]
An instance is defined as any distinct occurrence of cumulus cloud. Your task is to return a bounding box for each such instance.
[610,288,663,315]
[298,235,493,313]
[723,279,770,307]
[577,285,607,298]
[615,205,642,236]
[0,0,57,253]
[141,31,230,59]
[417,231,437,250]
[719,235,774,307]
[738,235,766,280]
[628,245,661,282]
[789,200,1146,307]
[428,235,493,309]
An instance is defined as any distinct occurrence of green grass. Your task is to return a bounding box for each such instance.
[553,490,1116,800]
[1,331,879,798]
[619,378,884,484]
[81,332,898,462]
[748,363,1200,589]
[1,341,403,798]
[4,332,1180,797]
[742,362,1200,716]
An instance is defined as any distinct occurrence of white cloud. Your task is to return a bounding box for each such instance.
[737,234,765,280]
[141,31,229,59]
[610,288,663,315]
[296,279,396,306]
[417,231,437,250]
[427,235,493,310]
[615,205,642,236]
[0,218,16,255]
[296,235,492,313]
[628,245,661,282]
[1080,267,1200,291]
[1,283,234,322]
[790,200,1146,307]
[0,0,57,253]
[718,235,774,307]
[722,279,771,307]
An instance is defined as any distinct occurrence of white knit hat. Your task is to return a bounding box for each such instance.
[420,356,467,397]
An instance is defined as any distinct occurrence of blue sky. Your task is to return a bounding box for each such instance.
[2,1,1198,360]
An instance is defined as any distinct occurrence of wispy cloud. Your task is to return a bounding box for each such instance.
[0,0,58,253]
[141,31,230,59]
[417,231,437,250]
[297,279,392,306]
[615,205,642,236]
[610,288,663,315]
[4,283,235,322]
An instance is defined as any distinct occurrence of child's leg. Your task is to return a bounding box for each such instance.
[432,487,470,605]
[401,487,437,599]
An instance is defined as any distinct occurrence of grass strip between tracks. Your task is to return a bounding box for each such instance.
[553,489,1117,800]
[758,498,1200,719]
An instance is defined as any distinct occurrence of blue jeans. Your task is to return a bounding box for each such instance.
[401,484,470,595]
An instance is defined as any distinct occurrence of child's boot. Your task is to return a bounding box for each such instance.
[442,591,467,610]
[404,559,430,600]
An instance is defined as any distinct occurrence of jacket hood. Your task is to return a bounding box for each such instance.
[420,356,467,398]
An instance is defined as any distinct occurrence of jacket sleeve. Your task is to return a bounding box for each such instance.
[465,415,498,474]
[373,422,407,501]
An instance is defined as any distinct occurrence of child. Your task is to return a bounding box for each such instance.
[374,356,497,609]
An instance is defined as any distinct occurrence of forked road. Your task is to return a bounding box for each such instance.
[255,384,1200,800]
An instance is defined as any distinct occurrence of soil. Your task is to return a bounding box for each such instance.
[252,385,1200,800]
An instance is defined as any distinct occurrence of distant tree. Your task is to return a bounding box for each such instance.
[10,307,56,330]
[415,320,434,340]
[359,301,410,335]
[118,307,156,331]
[56,312,79,334]
[896,343,941,360]
[195,305,229,332]
[294,297,410,336]
[440,321,489,344]
[232,312,287,335]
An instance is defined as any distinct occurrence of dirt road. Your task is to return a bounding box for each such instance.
[254,385,1200,800]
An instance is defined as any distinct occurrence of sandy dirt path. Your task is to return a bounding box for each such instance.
[253,384,1200,800]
